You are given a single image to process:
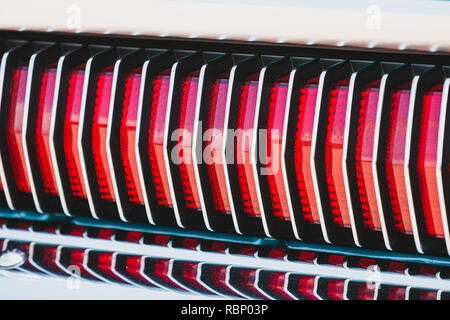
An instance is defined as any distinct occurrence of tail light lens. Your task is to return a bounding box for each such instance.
[294,77,320,223]
[416,84,444,238]
[119,67,144,204]
[386,82,413,234]
[92,66,115,201]
[355,80,382,231]
[63,64,87,198]
[7,65,31,193]
[205,72,231,214]
[264,75,290,220]
[177,71,201,211]
[35,63,58,195]
[297,276,319,300]
[148,68,172,207]
[325,279,346,300]
[235,73,261,217]
[324,78,351,228]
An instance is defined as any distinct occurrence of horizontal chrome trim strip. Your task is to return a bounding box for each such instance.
[1,227,450,291]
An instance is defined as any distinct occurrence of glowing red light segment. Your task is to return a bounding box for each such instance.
[327,279,346,300]
[417,84,444,238]
[96,252,127,283]
[92,66,115,201]
[267,272,293,300]
[177,71,201,210]
[387,286,407,300]
[148,69,172,207]
[294,77,320,224]
[35,64,58,195]
[355,80,381,231]
[357,283,376,300]
[265,75,290,220]
[205,73,231,214]
[63,65,87,198]
[385,83,413,234]
[6,66,30,192]
[235,73,261,217]
[324,78,351,227]
[297,276,319,300]
[119,67,144,204]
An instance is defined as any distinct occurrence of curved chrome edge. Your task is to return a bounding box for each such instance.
[77,57,98,219]
[138,256,170,290]
[309,70,331,244]
[342,278,351,300]
[342,72,361,247]
[312,276,323,300]
[254,269,275,300]
[192,64,212,231]
[22,53,43,213]
[371,74,393,251]
[49,56,71,216]
[167,258,200,295]
[283,273,299,300]
[162,62,183,228]
[281,69,301,240]
[110,251,143,287]
[105,58,127,222]
[134,60,155,225]
[437,79,450,256]
[81,248,114,284]
[225,267,254,300]
[0,52,15,210]
[54,245,72,276]
[251,67,271,238]
[28,242,58,277]
[222,65,242,235]
[195,262,228,298]
[403,75,424,254]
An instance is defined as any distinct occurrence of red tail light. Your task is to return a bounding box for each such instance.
[357,283,376,300]
[265,75,290,220]
[297,276,319,300]
[267,272,293,300]
[325,78,351,227]
[177,71,201,211]
[7,65,30,192]
[35,63,58,195]
[355,80,382,231]
[119,67,144,204]
[235,73,261,217]
[386,82,413,234]
[92,66,115,201]
[326,279,346,300]
[95,252,127,283]
[63,64,87,198]
[295,77,320,223]
[205,72,231,214]
[417,84,444,238]
[148,68,172,207]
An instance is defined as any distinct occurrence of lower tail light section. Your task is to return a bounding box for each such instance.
[199,264,244,298]
[286,274,320,300]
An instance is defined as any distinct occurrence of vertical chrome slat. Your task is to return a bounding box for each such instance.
[195,263,229,298]
[310,70,331,244]
[222,65,242,234]
[404,75,424,254]
[372,74,393,251]
[105,59,127,222]
[437,78,450,256]
[342,71,362,247]
[0,52,15,210]
[192,64,211,231]
[167,259,201,295]
[283,273,299,300]
[281,69,301,240]
[135,60,155,225]
[49,56,71,216]
[22,53,43,213]
[77,57,98,219]
[252,67,271,238]
[163,63,184,228]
